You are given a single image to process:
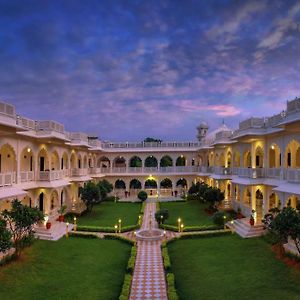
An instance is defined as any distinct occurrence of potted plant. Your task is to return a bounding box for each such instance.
[46,221,52,229]
[57,205,67,222]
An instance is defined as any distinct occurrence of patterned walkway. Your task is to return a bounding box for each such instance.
[129,202,168,300]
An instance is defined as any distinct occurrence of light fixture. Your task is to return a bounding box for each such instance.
[27,147,31,153]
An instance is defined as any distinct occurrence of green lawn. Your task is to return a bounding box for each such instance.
[0,237,131,300]
[160,200,214,227]
[168,235,300,300]
[67,202,141,228]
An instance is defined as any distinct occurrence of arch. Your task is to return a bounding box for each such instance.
[285,140,300,168]
[160,155,173,167]
[243,188,251,206]
[0,143,16,173]
[243,150,251,168]
[113,156,126,168]
[144,179,157,188]
[20,146,34,172]
[287,195,299,209]
[83,154,88,168]
[144,156,158,168]
[77,153,82,168]
[70,152,77,169]
[38,148,49,171]
[98,156,110,168]
[129,156,142,168]
[219,153,225,167]
[269,192,279,210]
[50,150,60,170]
[296,147,300,167]
[38,192,44,212]
[22,195,32,207]
[233,151,241,167]
[255,146,264,168]
[160,178,173,188]
[61,151,69,169]
[115,179,126,189]
[129,179,142,189]
[176,155,186,166]
[50,190,59,211]
[176,178,187,188]
[269,144,281,168]
[226,151,232,167]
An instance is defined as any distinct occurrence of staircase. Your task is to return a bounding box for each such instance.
[227,218,266,238]
[34,222,74,241]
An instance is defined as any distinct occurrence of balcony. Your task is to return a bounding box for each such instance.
[237,168,265,178]
[0,172,16,187]
[101,141,201,149]
[213,167,232,175]
[20,171,35,182]
[71,168,88,176]
[266,168,282,179]
[286,169,300,183]
[37,170,69,181]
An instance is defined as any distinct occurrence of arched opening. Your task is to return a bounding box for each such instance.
[61,152,69,170]
[98,156,110,168]
[269,193,279,210]
[243,188,251,206]
[176,155,187,167]
[285,140,300,168]
[287,195,299,209]
[235,185,240,201]
[234,152,240,168]
[144,156,158,168]
[50,190,59,211]
[113,156,126,168]
[255,146,264,168]
[0,144,16,175]
[219,153,225,167]
[77,154,82,169]
[115,179,126,190]
[160,178,173,197]
[160,155,173,167]
[129,156,142,168]
[129,179,142,190]
[20,146,34,172]
[227,182,231,198]
[255,189,263,219]
[144,178,157,196]
[227,151,232,167]
[269,144,281,168]
[39,192,44,212]
[38,148,49,171]
[70,152,77,169]
[83,155,88,168]
[209,152,214,167]
[50,151,60,170]
[243,151,251,168]
[176,178,187,188]
[296,147,300,168]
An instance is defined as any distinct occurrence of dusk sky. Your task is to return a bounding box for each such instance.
[1,0,300,141]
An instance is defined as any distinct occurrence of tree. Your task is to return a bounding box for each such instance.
[188,182,209,202]
[155,209,169,224]
[138,190,148,202]
[80,181,101,212]
[1,200,43,257]
[264,206,300,254]
[0,218,12,253]
[143,137,162,143]
[203,187,224,210]
[97,179,113,200]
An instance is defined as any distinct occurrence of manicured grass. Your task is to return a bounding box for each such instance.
[0,237,131,300]
[168,235,300,300]
[160,200,214,227]
[67,202,141,227]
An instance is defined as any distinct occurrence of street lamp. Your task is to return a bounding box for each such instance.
[177,218,181,233]
[66,222,69,238]
[138,215,142,225]
[114,224,118,234]
[118,219,122,233]
[180,223,184,232]
[73,216,77,232]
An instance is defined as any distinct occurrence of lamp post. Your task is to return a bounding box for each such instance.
[66,222,69,238]
[138,215,142,226]
[73,217,77,232]
[114,224,118,234]
[223,215,227,230]
[177,218,181,233]
[180,223,184,233]
[160,215,163,225]
[118,219,122,233]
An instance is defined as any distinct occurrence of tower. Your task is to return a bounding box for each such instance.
[197,121,209,141]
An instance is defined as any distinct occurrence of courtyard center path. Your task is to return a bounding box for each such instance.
[129,201,168,300]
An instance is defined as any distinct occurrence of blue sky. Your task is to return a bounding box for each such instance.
[0,0,300,141]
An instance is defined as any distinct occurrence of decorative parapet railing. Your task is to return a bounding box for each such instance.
[0,172,16,187]
[99,166,201,174]
[237,168,265,178]
[37,169,69,181]
[101,141,202,149]
[71,168,88,176]
[20,171,34,182]
[286,168,300,183]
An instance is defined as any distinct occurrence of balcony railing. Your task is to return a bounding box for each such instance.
[71,168,88,176]
[99,166,201,174]
[20,171,35,182]
[101,141,201,149]
[286,168,300,183]
[237,168,265,178]
[0,172,16,187]
[266,168,282,179]
[37,170,69,181]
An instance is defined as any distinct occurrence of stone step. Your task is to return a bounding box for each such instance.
[34,222,73,241]
[227,218,265,238]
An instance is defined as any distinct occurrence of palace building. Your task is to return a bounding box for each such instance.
[1,98,300,238]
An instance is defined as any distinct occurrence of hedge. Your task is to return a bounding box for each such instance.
[159,224,222,232]
[126,245,137,273]
[119,273,132,300]
[167,273,179,300]
[77,224,139,233]
[161,245,171,272]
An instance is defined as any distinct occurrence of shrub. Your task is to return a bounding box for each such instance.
[167,273,179,300]
[138,190,148,202]
[212,211,227,226]
[155,209,169,224]
[162,246,171,271]
[126,245,137,273]
[119,273,132,300]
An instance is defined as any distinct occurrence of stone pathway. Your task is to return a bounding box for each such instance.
[129,202,168,300]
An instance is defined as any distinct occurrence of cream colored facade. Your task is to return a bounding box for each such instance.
[1,98,300,222]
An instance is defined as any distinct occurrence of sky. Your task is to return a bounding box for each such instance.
[0,0,300,142]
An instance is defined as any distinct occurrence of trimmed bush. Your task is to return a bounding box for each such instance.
[162,245,171,271]
[212,211,227,226]
[167,273,179,300]
[119,273,132,300]
[127,246,137,273]
[138,190,148,202]
[159,223,222,232]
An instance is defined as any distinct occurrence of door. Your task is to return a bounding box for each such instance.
[40,156,45,171]
[39,193,44,212]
